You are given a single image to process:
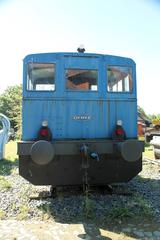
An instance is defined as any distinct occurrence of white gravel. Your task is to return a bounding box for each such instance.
[0,159,160,239]
[0,159,160,224]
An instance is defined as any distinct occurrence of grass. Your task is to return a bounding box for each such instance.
[0,141,18,175]
[143,145,154,159]
[83,191,95,219]
[0,176,12,190]
[38,203,53,220]
[106,193,154,222]
[107,206,134,220]
[16,204,30,220]
[4,140,18,161]
[133,194,153,217]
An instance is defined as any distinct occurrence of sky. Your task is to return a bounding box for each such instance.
[0,0,160,114]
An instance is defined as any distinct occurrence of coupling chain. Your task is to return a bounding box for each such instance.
[81,144,90,192]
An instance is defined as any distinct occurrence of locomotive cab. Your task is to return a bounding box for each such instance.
[18,52,144,186]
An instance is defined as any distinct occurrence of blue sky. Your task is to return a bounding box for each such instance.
[0,0,160,114]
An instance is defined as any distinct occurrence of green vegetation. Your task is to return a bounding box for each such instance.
[0,141,18,175]
[38,203,53,220]
[0,159,13,175]
[107,206,134,219]
[19,185,32,201]
[83,190,95,219]
[16,204,30,220]
[133,194,153,217]
[138,106,150,120]
[106,193,154,222]
[0,176,12,190]
[0,85,22,139]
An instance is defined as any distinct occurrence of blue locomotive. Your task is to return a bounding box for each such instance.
[18,48,144,186]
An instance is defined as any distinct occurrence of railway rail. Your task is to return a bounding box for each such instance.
[143,157,160,165]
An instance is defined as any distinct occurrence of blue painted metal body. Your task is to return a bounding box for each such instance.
[22,52,137,141]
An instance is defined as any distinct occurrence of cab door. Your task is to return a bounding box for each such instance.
[56,54,108,139]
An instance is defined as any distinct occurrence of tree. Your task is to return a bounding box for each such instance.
[0,85,22,139]
[137,106,150,119]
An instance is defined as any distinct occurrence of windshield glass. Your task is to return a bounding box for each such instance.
[27,63,55,91]
[66,69,98,91]
[107,66,133,92]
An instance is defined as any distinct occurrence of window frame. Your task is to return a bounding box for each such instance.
[65,68,98,92]
[26,62,56,92]
[107,65,133,93]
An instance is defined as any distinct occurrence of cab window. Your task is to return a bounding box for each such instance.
[27,63,55,91]
[107,66,133,92]
[66,69,98,91]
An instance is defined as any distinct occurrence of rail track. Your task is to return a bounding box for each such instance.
[143,157,160,165]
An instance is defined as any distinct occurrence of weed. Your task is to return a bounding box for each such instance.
[107,206,134,220]
[19,185,32,200]
[84,194,95,219]
[0,176,12,190]
[11,202,18,211]
[82,186,95,219]
[105,193,154,222]
[133,194,154,217]
[16,204,29,220]
[0,160,12,175]
[0,159,18,175]
[38,203,52,220]
[11,167,18,175]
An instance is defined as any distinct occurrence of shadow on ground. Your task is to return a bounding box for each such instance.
[1,152,159,239]
[37,174,160,239]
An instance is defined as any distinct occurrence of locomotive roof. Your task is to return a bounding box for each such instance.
[24,52,135,65]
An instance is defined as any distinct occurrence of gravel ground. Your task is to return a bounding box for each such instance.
[0,159,160,239]
[0,160,160,222]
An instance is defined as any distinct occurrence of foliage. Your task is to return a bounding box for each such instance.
[0,85,22,139]
[138,106,150,119]
[148,113,160,119]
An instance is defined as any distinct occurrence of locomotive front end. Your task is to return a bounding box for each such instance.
[18,52,144,186]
